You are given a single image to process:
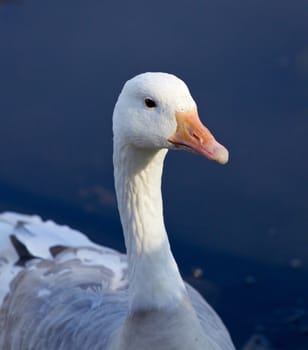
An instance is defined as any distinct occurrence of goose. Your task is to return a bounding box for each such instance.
[0,72,235,350]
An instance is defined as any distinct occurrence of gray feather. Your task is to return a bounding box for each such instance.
[0,213,235,350]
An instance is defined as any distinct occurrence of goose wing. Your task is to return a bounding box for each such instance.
[0,212,128,350]
[187,284,235,350]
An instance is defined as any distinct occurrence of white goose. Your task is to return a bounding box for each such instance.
[0,72,235,350]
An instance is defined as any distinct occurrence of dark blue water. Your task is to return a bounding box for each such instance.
[0,0,307,348]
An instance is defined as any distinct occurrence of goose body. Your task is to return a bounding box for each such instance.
[0,73,235,350]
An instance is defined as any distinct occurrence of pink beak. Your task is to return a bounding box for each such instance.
[168,110,229,165]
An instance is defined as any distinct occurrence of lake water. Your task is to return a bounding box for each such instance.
[0,0,307,348]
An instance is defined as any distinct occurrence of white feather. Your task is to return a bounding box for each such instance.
[0,73,235,350]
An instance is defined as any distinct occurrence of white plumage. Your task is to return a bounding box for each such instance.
[0,72,234,350]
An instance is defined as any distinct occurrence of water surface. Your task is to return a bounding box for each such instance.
[0,1,307,348]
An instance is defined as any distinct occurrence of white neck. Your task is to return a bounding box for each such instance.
[113,139,186,312]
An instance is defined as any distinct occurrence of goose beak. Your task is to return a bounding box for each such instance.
[168,110,229,164]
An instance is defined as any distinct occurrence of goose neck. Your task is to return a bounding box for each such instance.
[113,142,186,311]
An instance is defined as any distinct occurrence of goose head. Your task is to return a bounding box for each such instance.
[113,72,228,164]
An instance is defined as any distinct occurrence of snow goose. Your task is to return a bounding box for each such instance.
[0,72,235,350]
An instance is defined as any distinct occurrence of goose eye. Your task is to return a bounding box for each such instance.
[144,98,157,108]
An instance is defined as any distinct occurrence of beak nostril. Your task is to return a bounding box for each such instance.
[192,132,203,144]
